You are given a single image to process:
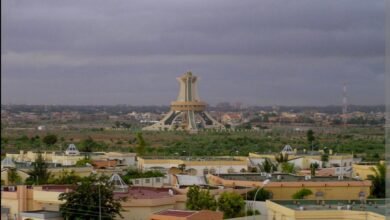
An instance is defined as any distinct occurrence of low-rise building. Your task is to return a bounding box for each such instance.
[266,199,385,220]
[137,156,248,176]
[352,161,384,179]
[207,173,371,200]
[249,151,354,170]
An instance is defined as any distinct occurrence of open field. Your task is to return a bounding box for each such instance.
[1,123,385,161]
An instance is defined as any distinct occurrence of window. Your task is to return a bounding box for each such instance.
[145,179,150,184]
[203,168,209,175]
[134,180,140,184]
[155,178,160,183]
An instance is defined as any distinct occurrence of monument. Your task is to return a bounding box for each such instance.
[143,72,224,133]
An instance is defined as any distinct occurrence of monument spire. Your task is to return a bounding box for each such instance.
[143,71,224,133]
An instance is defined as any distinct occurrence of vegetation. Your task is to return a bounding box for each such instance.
[1,126,385,162]
[258,158,277,173]
[292,188,313,199]
[246,188,271,201]
[75,157,92,167]
[25,152,51,185]
[80,136,98,152]
[217,191,245,218]
[310,162,319,176]
[43,134,58,146]
[7,168,22,185]
[186,185,217,211]
[307,129,315,145]
[50,170,82,184]
[281,162,297,174]
[367,163,386,198]
[59,174,123,220]
[135,132,146,156]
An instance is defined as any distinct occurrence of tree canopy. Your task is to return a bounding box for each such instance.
[135,132,146,156]
[258,158,277,173]
[246,188,271,201]
[217,191,245,218]
[50,170,82,184]
[25,152,51,185]
[7,168,22,185]
[59,174,123,220]
[292,188,313,199]
[186,185,217,211]
[43,134,58,146]
[367,162,386,198]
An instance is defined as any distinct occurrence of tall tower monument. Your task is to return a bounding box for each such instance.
[143,72,224,133]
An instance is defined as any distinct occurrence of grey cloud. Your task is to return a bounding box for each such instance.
[1,0,385,105]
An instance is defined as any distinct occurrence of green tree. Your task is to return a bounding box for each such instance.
[217,191,245,218]
[247,188,271,201]
[281,162,296,174]
[307,129,315,146]
[75,157,92,167]
[7,168,22,185]
[292,188,313,199]
[367,163,386,198]
[258,159,277,173]
[43,134,58,146]
[25,152,51,185]
[80,137,96,152]
[310,162,319,176]
[321,154,329,168]
[50,170,81,184]
[59,174,123,220]
[186,185,217,211]
[135,132,146,156]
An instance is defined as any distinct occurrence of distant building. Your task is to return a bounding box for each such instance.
[221,112,242,125]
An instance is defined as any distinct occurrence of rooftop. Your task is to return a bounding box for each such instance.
[155,209,197,217]
[140,156,244,161]
[272,199,386,216]
[218,173,364,183]
[114,186,175,200]
[41,185,175,200]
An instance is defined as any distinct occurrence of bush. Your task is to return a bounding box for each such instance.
[292,188,313,199]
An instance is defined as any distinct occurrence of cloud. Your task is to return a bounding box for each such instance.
[1,0,385,105]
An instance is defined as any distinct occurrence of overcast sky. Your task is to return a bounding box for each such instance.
[1,0,385,106]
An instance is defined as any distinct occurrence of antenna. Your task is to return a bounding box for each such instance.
[342,82,348,125]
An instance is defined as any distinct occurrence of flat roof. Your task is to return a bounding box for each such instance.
[140,156,244,161]
[155,209,197,217]
[40,185,175,200]
[114,186,174,200]
[218,173,364,182]
[271,199,386,216]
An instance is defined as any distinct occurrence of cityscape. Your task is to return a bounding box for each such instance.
[1,1,386,220]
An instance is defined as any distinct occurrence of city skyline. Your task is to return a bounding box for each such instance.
[1,0,385,106]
